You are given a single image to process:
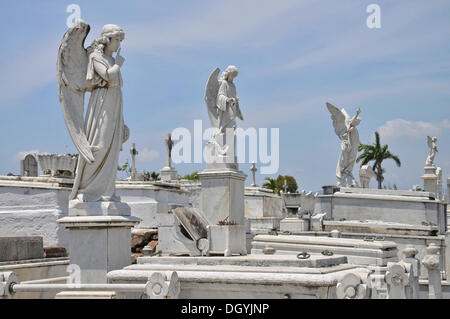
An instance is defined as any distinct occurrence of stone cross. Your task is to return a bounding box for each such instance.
[250,162,257,187]
[165,133,174,168]
[283,179,288,193]
[130,143,138,180]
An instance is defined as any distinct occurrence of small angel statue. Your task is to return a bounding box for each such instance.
[57,21,129,202]
[426,136,438,166]
[205,66,244,157]
[326,102,362,187]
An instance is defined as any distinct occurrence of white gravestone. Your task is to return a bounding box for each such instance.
[20,154,38,177]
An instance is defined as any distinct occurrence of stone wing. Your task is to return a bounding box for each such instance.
[427,136,433,149]
[204,67,221,129]
[326,102,348,138]
[56,20,94,164]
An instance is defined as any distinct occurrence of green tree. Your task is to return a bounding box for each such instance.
[276,175,298,193]
[117,159,131,177]
[150,171,160,181]
[262,175,298,194]
[356,131,401,189]
[179,171,199,181]
[263,177,279,194]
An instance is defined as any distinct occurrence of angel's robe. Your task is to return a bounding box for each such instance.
[336,121,360,185]
[70,51,124,201]
[216,80,242,131]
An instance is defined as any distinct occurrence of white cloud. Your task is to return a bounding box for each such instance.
[138,148,160,162]
[378,118,450,141]
[14,150,40,161]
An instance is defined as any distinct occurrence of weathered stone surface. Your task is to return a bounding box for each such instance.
[108,255,370,299]
[315,188,447,235]
[0,237,44,262]
[172,207,208,241]
[43,247,68,258]
[251,234,398,266]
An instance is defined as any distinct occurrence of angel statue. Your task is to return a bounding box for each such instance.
[57,21,129,202]
[205,66,244,158]
[426,136,438,166]
[326,102,362,187]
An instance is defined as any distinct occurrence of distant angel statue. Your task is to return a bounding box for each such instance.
[205,66,244,156]
[57,21,129,202]
[426,136,438,166]
[326,102,362,187]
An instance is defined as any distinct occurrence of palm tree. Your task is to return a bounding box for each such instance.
[150,171,160,181]
[263,177,279,194]
[357,131,401,189]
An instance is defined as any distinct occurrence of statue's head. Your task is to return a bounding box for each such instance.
[220,65,238,81]
[432,137,437,142]
[92,24,125,53]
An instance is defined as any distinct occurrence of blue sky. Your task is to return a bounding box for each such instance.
[0,0,449,192]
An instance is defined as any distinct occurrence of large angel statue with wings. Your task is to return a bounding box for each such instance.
[326,102,362,187]
[204,66,244,160]
[57,21,129,202]
[426,136,438,166]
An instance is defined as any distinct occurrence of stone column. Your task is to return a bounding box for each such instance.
[58,201,140,284]
[422,243,442,299]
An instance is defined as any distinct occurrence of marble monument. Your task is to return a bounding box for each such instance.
[55,21,139,283]
[326,102,361,188]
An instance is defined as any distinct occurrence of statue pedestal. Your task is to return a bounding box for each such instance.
[160,166,178,181]
[421,166,438,198]
[198,166,247,256]
[198,168,247,226]
[58,201,140,283]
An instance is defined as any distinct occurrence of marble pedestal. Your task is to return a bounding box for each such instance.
[198,166,247,256]
[422,166,439,198]
[160,167,178,182]
[208,225,247,256]
[57,201,140,283]
[198,168,247,226]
